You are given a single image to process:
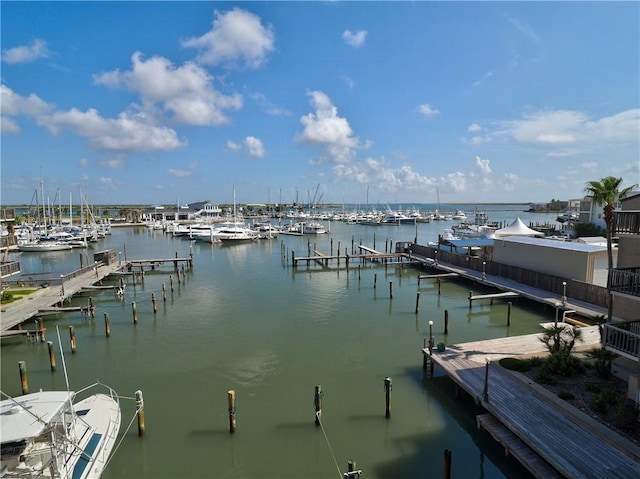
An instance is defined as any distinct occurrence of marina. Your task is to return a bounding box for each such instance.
[0,205,633,478]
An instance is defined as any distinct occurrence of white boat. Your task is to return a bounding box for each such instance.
[18,241,73,252]
[0,382,121,479]
[452,210,467,220]
[209,221,258,243]
[287,222,327,234]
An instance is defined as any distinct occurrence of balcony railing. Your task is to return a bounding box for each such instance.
[614,210,640,235]
[603,321,640,361]
[610,267,640,297]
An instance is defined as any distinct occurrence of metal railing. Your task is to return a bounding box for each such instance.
[610,267,640,297]
[603,321,640,360]
[0,261,21,278]
[614,210,640,235]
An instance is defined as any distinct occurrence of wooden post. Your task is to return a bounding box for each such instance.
[389,281,393,299]
[88,296,95,317]
[47,341,56,371]
[18,361,28,394]
[444,310,449,334]
[291,251,295,267]
[374,273,377,289]
[120,277,125,291]
[415,291,420,314]
[170,275,174,292]
[38,318,45,342]
[135,390,146,436]
[384,377,392,418]
[132,301,138,324]
[507,301,512,326]
[69,325,77,353]
[152,293,157,314]
[444,449,452,479]
[104,312,111,337]
[314,385,322,426]
[437,278,441,295]
[162,283,167,302]
[423,338,428,372]
[358,266,361,281]
[228,390,237,433]
[468,290,473,309]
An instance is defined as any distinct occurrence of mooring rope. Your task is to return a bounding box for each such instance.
[315,411,343,479]
[103,398,143,471]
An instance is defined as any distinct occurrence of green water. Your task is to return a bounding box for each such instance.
[2,208,560,478]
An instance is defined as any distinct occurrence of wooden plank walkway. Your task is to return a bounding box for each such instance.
[0,262,120,332]
[425,331,640,478]
[476,413,563,479]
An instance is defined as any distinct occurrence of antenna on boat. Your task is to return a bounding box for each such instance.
[56,326,71,393]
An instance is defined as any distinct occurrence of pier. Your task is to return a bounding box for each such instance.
[423,331,640,478]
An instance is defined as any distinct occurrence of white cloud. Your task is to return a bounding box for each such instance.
[468,123,482,132]
[43,108,184,152]
[94,52,242,126]
[78,158,88,167]
[168,169,193,178]
[581,161,598,169]
[227,140,241,150]
[298,90,360,164]
[244,136,265,158]
[545,149,579,158]
[2,39,50,64]
[475,156,492,174]
[342,30,367,48]
[182,8,274,68]
[498,109,640,145]
[417,104,439,118]
[250,92,292,116]
[1,85,53,133]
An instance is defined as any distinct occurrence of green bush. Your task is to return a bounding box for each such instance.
[558,391,575,400]
[534,368,555,385]
[591,388,620,414]
[499,357,531,372]
[612,400,640,432]
[541,350,584,378]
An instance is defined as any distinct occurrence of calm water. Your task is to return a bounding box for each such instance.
[2,205,561,479]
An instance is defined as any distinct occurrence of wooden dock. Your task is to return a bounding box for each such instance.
[424,331,640,478]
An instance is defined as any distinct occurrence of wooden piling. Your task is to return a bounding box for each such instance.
[228,390,237,433]
[132,301,138,324]
[314,385,322,426]
[384,377,392,418]
[374,273,377,289]
[88,296,95,317]
[444,449,452,479]
[162,283,167,302]
[468,290,473,308]
[104,312,111,337]
[444,310,449,334]
[170,275,174,292]
[389,281,393,299]
[47,341,56,371]
[437,278,441,295]
[18,361,28,394]
[152,293,157,313]
[415,291,421,313]
[69,325,77,353]
[38,318,45,342]
[135,390,146,436]
[507,301,512,326]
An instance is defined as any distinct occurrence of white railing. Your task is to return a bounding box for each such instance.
[603,322,640,360]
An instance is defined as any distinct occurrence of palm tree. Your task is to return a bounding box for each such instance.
[584,176,637,320]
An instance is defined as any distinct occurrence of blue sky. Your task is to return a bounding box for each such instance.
[1,1,639,206]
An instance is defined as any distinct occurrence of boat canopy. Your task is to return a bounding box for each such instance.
[1,391,75,443]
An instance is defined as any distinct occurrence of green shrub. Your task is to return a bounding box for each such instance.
[585,383,602,394]
[499,357,531,372]
[535,369,555,384]
[612,400,640,432]
[558,391,575,400]
[528,356,544,367]
[591,388,620,414]
[541,350,584,378]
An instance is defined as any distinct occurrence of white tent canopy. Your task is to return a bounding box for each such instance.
[493,218,544,238]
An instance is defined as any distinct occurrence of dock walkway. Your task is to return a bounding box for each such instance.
[425,331,640,478]
[412,256,607,319]
[0,262,121,332]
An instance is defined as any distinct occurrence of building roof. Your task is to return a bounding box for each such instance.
[499,235,609,253]
[443,238,495,248]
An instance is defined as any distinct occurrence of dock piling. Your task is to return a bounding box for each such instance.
[69,325,77,353]
[104,312,111,337]
[444,449,452,479]
[415,291,421,313]
[507,302,512,326]
[135,390,146,436]
[228,390,237,433]
[47,341,56,371]
[314,385,322,426]
[132,301,138,324]
[384,377,392,418]
[18,361,28,394]
[152,293,157,314]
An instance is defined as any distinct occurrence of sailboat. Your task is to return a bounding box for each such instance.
[208,187,258,243]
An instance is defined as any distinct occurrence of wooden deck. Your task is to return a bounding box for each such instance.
[0,262,121,331]
[425,331,640,478]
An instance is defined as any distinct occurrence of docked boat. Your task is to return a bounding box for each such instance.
[286,222,327,234]
[0,382,121,479]
[209,221,258,243]
[18,241,73,252]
